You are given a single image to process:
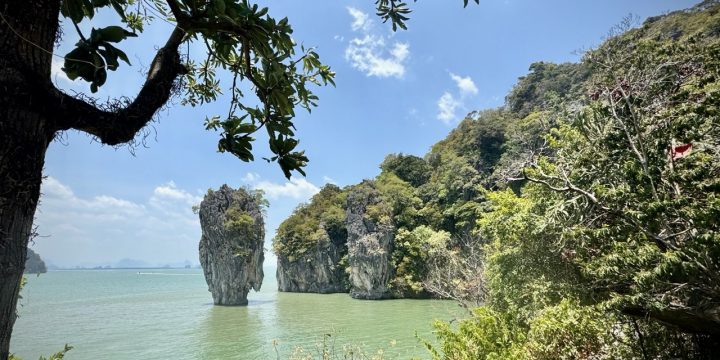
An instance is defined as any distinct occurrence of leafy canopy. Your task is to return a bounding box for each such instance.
[57,0,478,178]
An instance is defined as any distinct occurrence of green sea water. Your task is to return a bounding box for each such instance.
[10,268,459,359]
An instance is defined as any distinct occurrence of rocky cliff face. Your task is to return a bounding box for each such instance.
[199,185,264,305]
[24,248,47,274]
[345,183,395,300]
[276,227,348,293]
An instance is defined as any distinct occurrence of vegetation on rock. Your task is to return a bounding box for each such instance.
[427,2,720,358]
[275,1,720,357]
[199,185,266,305]
[23,249,46,274]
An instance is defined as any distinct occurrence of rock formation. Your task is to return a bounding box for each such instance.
[24,248,47,274]
[198,185,264,305]
[345,182,395,300]
[276,225,348,293]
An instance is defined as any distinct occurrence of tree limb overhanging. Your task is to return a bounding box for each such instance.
[52,27,186,145]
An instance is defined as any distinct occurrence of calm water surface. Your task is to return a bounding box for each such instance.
[11,268,458,359]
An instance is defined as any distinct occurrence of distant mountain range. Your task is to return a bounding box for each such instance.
[45,258,200,270]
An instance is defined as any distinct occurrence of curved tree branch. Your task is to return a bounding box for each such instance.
[50,26,187,145]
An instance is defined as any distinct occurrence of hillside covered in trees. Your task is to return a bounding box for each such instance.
[273,1,720,358]
[23,249,46,275]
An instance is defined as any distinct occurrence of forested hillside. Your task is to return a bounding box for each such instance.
[23,249,46,275]
[274,1,720,357]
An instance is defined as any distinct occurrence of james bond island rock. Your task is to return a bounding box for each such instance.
[276,228,348,293]
[274,185,349,293]
[24,249,47,274]
[345,181,396,300]
[198,185,266,305]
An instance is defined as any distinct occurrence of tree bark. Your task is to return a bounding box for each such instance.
[623,304,720,337]
[0,0,58,358]
[0,110,51,360]
[0,0,188,352]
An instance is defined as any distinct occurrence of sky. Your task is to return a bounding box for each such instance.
[35,0,699,268]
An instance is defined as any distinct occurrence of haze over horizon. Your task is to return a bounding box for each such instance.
[35,0,697,268]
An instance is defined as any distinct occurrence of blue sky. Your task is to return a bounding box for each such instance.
[36,0,698,267]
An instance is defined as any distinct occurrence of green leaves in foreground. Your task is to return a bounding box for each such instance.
[62,26,136,93]
[184,2,335,178]
[375,0,480,30]
[60,0,138,92]
[57,0,478,177]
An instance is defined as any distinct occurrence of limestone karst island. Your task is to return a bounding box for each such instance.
[4,1,720,359]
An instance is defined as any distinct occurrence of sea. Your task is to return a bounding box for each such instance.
[10,268,460,359]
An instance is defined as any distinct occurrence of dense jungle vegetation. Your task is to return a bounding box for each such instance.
[274,1,720,358]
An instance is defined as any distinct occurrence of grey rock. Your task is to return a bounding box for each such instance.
[345,182,395,300]
[24,248,47,274]
[199,185,264,305]
[276,226,348,293]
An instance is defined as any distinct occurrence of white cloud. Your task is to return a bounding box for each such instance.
[255,178,320,201]
[344,7,410,78]
[437,92,461,125]
[42,176,74,200]
[34,177,201,267]
[241,172,261,183]
[149,181,203,216]
[450,73,479,97]
[347,7,371,32]
[323,176,337,185]
[391,43,410,62]
[435,73,479,125]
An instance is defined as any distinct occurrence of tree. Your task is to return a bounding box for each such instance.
[0,0,478,357]
[422,231,486,308]
[512,25,720,336]
[380,153,432,187]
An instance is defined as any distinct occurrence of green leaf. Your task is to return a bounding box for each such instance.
[61,0,86,23]
[104,43,131,65]
[94,26,136,43]
[98,49,119,70]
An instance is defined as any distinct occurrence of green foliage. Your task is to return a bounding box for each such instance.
[430,109,511,179]
[637,1,720,41]
[273,184,347,259]
[522,300,629,360]
[505,62,590,118]
[223,205,255,234]
[425,307,524,360]
[420,149,484,233]
[536,28,720,328]
[380,154,431,187]
[219,186,265,238]
[479,189,584,324]
[426,3,720,359]
[369,173,423,229]
[426,301,632,360]
[62,25,136,93]
[391,226,450,296]
[374,0,479,31]
[416,109,516,233]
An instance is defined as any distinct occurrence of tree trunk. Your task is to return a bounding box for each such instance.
[0,0,59,358]
[0,114,51,360]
